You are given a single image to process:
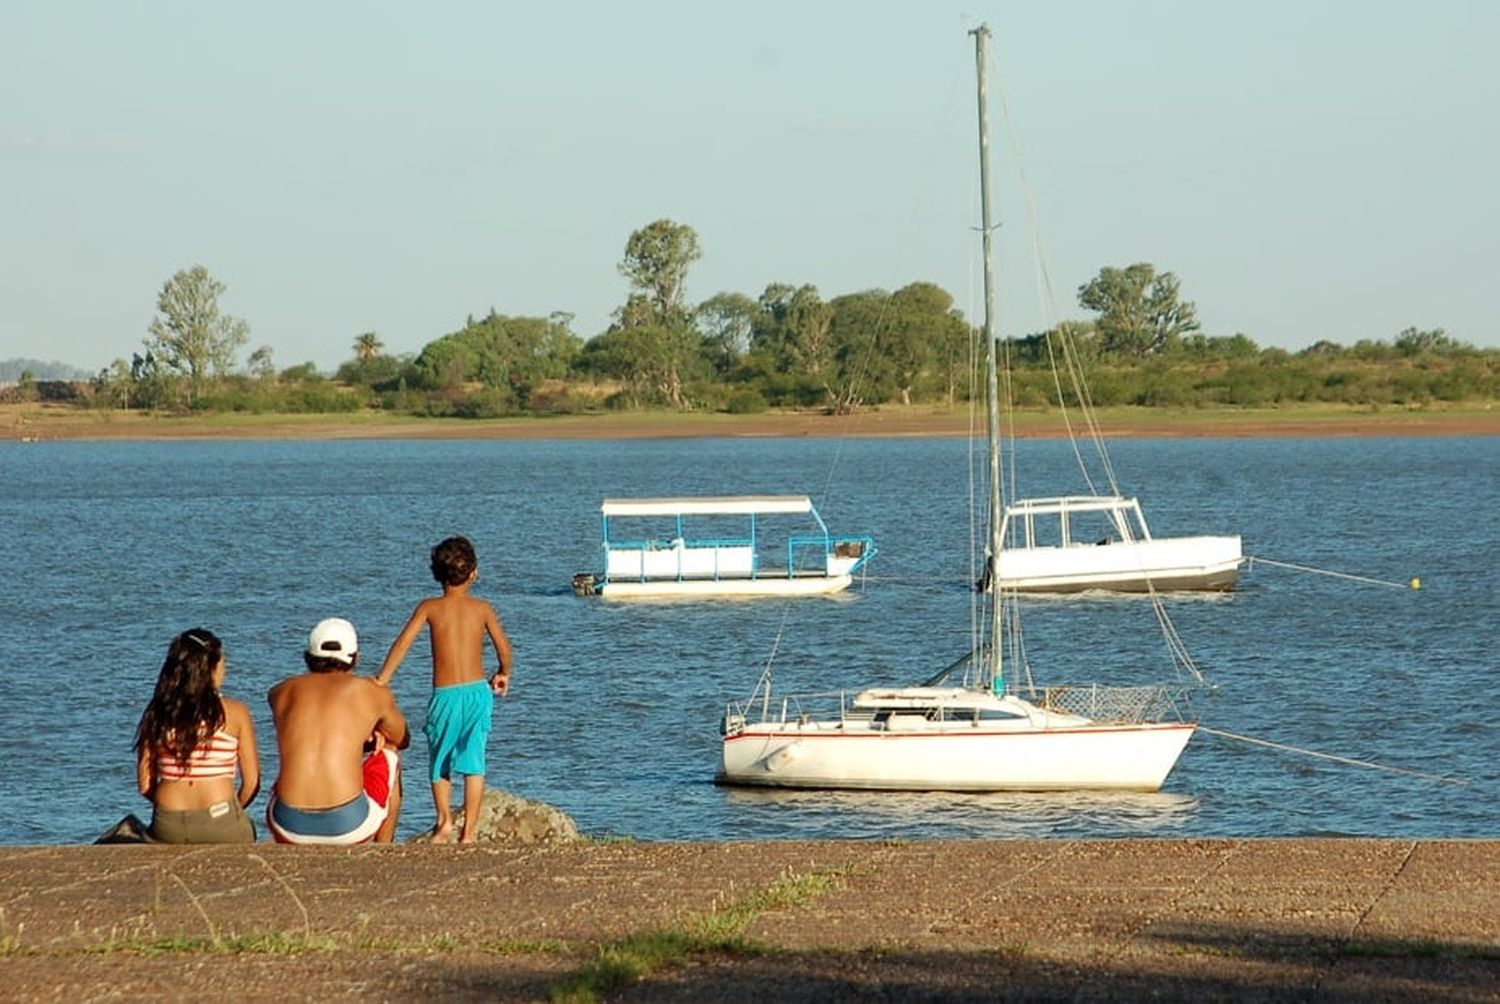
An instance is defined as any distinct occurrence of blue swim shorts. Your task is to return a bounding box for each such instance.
[424,679,494,783]
[266,748,398,845]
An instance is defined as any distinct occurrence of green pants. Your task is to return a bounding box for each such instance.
[149,800,255,844]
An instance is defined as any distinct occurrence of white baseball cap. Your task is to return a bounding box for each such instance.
[307,617,358,665]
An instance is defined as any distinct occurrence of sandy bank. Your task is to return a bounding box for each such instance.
[5,403,1499,442]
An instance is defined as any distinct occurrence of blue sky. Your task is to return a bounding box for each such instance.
[4,1,1496,372]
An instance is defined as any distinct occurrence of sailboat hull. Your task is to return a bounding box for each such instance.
[998,536,1243,593]
[719,721,1195,792]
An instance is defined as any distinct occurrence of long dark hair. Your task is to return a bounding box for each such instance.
[133,629,227,763]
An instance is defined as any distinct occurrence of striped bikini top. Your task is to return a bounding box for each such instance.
[153,728,239,782]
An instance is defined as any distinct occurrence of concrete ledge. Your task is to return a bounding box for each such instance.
[1,839,1495,1001]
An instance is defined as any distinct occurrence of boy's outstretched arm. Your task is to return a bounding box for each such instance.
[371,682,411,750]
[484,602,514,696]
[375,602,429,686]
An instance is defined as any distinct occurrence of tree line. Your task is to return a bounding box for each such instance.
[44,220,1499,416]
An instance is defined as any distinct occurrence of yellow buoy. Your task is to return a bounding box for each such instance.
[1410,577,1421,590]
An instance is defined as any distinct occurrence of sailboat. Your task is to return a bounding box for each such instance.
[716,25,1200,792]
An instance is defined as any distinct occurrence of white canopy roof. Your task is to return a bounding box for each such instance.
[1003,495,1139,517]
[601,495,814,517]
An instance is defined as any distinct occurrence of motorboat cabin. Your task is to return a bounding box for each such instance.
[994,495,1242,593]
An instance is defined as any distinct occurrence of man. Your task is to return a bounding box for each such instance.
[266,618,410,844]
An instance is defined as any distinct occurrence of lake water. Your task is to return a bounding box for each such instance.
[0,434,1495,845]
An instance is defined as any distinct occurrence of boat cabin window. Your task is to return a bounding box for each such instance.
[1007,501,1145,549]
[967,708,1027,721]
[1061,507,1132,546]
[868,705,1026,723]
[871,707,941,723]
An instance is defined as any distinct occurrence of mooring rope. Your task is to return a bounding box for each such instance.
[1197,726,1468,786]
[1246,555,1421,591]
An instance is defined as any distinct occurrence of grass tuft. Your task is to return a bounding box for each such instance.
[548,863,852,1003]
[88,930,343,956]
[0,911,22,956]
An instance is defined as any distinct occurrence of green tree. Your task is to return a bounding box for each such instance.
[16,369,38,403]
[145,265,250,404]
[1077,263,1198,358]
[409,311,581,409]
[582,296,706,408]
[751,284,836,377]
[1177,332,1259,361]
[128,351,173,410]
[1394,326,1463,357]
[336,354,405,388]
[825,289,894,410]
[247,345,276,381]
[696,291,756,378]
[618,219,701,323]
[92,359,134,409]
[603,221,706,408]
[884,282,966,405]
[279,362,322,382]
[1299,340,1346,359]
[353,331,384,362]
[929,305,975,406]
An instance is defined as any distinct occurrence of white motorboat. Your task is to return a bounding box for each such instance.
[717,25,1202,793]
[995,495,1243,593]
[572,495,875,600]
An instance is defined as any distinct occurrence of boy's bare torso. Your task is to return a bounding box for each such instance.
[422,593,493,689]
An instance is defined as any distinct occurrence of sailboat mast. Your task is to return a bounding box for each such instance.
[972,25,1005,693]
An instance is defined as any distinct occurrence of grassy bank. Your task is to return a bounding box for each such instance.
[3,401,1498,441]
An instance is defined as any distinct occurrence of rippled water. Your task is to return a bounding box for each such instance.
[0,434,1494,844]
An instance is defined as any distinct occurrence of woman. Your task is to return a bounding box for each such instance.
[134,629,260,843]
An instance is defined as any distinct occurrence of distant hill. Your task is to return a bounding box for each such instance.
[0,358,91,382]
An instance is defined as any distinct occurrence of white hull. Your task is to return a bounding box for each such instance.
[720,719,1194,792]
[998,535,1242,593]
[598,573,853,600]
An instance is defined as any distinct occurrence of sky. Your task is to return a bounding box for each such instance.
[4,1,1497,373]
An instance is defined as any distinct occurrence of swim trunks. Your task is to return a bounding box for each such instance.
[424,679,493,783]
[265,748,399,845]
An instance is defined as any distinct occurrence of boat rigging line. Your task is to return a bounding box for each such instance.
[983,45,1210,686]
[1245,555,1421,591]
[1197,726,1468,787]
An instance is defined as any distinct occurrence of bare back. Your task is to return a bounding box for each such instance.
[268,671,408,809]
[423,593,498,688]
[377,585,513,692]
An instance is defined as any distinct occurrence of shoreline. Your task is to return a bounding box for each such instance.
[5,403,1499,441]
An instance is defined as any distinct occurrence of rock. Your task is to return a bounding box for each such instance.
[408,788,578,845]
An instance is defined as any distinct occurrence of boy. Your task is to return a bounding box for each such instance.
[377,536,513,844]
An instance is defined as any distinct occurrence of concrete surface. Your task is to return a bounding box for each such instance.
[1,839,1495,1002]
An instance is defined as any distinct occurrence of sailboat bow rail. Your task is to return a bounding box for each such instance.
[724,682,1193,735]
[1024,683,1195,724]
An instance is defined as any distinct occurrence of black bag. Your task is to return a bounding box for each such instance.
[94,813,152,844]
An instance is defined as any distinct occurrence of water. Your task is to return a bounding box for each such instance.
[0,435,1494,845]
